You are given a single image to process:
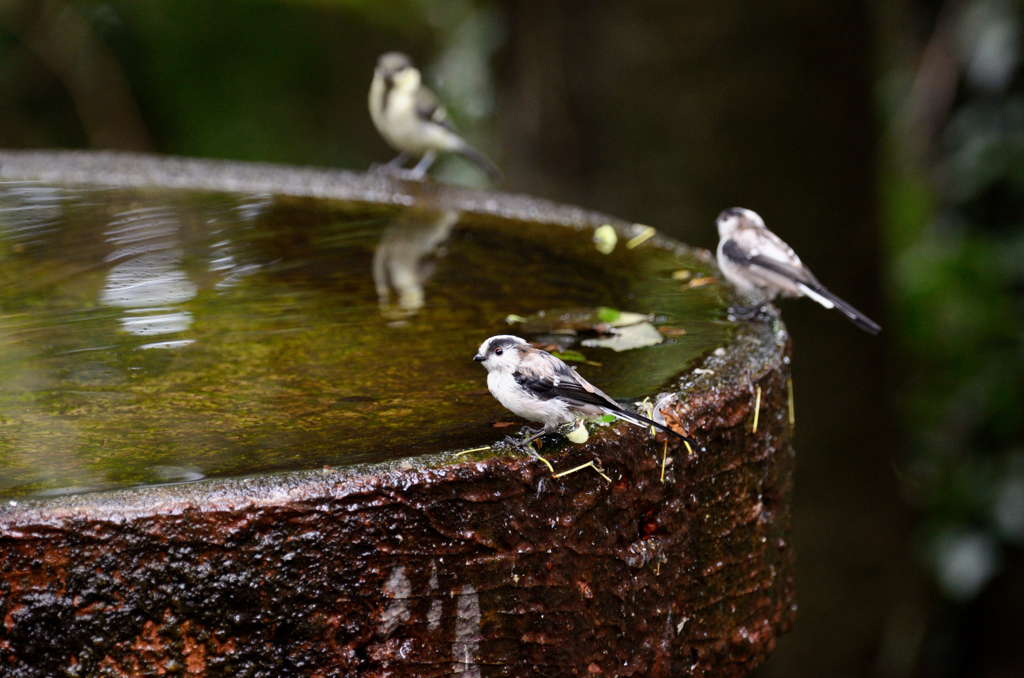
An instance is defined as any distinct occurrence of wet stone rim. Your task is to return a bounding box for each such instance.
[0,150,795,677]
[0,149,653,243]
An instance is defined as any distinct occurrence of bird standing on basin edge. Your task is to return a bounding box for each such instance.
[473,335,696,448]
[715,208,881,334]
[369,52,501,181]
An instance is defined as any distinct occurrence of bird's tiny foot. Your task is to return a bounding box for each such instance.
[370,152,411,174]
[727,304,772,322]
[370,165,426,181]
[400,167,429,181]
[389,167,429,181]
[407,151,436,179]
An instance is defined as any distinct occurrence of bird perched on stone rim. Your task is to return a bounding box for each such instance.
[368,52,501,182]
[715,207,881,334]
[473,335,696,448]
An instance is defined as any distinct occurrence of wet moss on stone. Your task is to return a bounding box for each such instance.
[0,160,728,498]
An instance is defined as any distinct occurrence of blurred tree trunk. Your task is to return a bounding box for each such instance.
[0,0,152,151]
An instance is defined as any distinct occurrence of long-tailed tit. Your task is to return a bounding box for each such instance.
[716,208,881,334]
[473,335,696,448]
[369,52,500,181]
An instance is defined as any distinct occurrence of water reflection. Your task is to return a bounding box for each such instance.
[100,207,197,347]
[212,194,268,290]
[211,240,261,290]
[0,183,727,498]
[0,182,69,248]
[373,209,460,318]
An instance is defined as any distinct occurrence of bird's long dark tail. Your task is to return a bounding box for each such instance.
[455,142,502,182]
[611,408,698,447]
[798,282,881,335]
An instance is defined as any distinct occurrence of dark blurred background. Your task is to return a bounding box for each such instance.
[2,1,1022,676]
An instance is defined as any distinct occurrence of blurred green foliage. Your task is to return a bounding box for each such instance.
[107,0,430,164]
[0,0,501,175]
[883,0,1024,610]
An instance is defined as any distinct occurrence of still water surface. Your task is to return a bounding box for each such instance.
[0,181,728,498]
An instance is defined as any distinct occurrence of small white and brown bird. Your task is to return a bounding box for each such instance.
[473,335,696,448]
[716,208,881,334]
[369,52,500,181]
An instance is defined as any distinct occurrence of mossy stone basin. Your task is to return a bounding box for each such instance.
[0,151,794,677]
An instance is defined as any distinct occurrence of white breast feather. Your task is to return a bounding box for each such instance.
[487,371,573,427]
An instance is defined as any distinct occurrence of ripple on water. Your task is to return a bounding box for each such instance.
[0,182,728,498]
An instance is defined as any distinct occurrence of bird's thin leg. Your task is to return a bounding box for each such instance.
[503,425,540,448]
[501,426,536,450]
[503,424,557,454]
[518,429,547,448]
[407,151,437,180]
[370,151,410,174]
[384,151,410,168]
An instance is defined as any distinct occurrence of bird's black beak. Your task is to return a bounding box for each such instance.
[473,354,486,362]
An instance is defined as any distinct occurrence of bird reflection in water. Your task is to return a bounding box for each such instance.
[372,209,460,320]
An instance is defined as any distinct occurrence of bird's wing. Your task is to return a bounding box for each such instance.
[415,86,457,132]
[725,231,881,333]
[724,228,820,287]
[513,350,620,410]
[514,348,698,443]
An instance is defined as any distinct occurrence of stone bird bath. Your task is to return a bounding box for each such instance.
[0,151,794,677]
